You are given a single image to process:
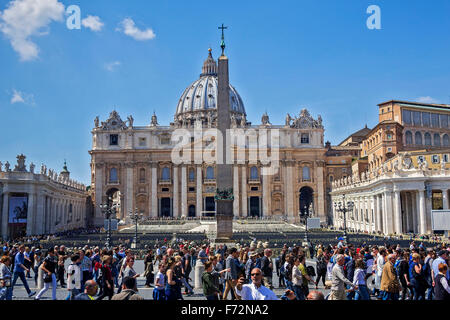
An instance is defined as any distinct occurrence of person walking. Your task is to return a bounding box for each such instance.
[409,253,427,300]
[11,245,36,298]
[292,256,305,300]
[96,255,114,300]
[153,263,166,300]
[328,254,357,300]
[315,251,327,289]
[164,258,180,300]
[144,249,154,288]
[380,254,401,300]
[260,249,274,290]
[353,259,370,300]
[35,247,58,300]
[397,251,412,300]
[223,248,239,300]
[0,256,13,300]
[66,254,81,300]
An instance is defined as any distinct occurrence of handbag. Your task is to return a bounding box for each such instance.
[44,273,53,283]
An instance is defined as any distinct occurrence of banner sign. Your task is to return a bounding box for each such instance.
[9,196,28,224]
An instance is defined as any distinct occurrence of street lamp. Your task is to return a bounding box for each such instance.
[300,203,311,244]
[99,196,120,249]
[128,208,143,246]
[333,194,354,245]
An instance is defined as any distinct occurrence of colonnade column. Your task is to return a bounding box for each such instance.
[26,191,36,236]
[181,166,187,217]
[151,163,158,218]
[173,166,179,217]
[1,192,9,239]
[286,162,294,221]
[196,166,202,217]
[241,165,247,217]
[393,190,402,234]
[262,167,271,217]
[418,190,427,235]
[233,166,239,217]
[125,162,134,218]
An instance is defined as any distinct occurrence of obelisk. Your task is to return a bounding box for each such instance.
[215,24,234,242]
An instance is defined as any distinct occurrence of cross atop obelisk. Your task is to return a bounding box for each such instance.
[218,24,228,56]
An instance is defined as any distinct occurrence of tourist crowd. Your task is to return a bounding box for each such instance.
[0,239,449,300]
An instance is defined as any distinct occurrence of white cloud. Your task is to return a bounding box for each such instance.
[82,15,103,32]
[417,96,440,104]
[116,18,155,41]
[11,89,35,105]
[104,61,121,72]
[0,0,65,61]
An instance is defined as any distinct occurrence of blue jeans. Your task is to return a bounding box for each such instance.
[355,285,370,300]
[293,285,305,300]
[0,286,13,300]
[11,271,32,295]
[382,291,399,300]
[206,294,219,300]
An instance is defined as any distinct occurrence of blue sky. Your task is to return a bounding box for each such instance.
[0,0,449,184]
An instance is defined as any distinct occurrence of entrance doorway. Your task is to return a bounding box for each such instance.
[250,196,260,217]
[299,186,314,216]
[160,198,171,217]
[188,205,196,217]
[204,197,215,216]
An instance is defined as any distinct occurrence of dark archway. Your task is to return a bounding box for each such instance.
[105,188,120,218]
[205,197,215,216]
[160,198,171,217]
[188,205,196,217]
[299,186,313,217]
[250,197,260,217]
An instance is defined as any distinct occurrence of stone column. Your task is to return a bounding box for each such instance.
[35,192,45,235]
[241,165,247,217]
[315,161,325,222]
[413,192,419,234]
[151,164,158,218]
[443,189,449,210]
[173,166,179,217]
[94,163,104,225]
[125,162,134,218]
[26,192,36,236]
[262,167,271,217]
[286,162,294,221]
[372,195,378,233]
[233,166,239,217]
[393,190,402,235]
[385,191,394,234]
[382,193,388,234]
[1,192,9,239]
[196,166,202,217]
[418,190,427,235]
[181,166,187,217]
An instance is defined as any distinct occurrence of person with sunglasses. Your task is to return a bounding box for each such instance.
[235,268,279,300]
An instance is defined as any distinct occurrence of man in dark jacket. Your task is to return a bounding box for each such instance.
[260,249,274,290]
[223,248,239,300]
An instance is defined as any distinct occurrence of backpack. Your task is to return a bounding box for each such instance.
[394,259,402,278]
[306,265,316,277]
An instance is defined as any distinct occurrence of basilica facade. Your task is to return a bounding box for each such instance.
[89,50,354,226]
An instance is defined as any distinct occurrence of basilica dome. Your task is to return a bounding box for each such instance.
[175,49,246,120]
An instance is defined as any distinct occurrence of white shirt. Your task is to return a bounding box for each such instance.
[376,255,385,276]
[235,283,279,300]
[67,263,81,290]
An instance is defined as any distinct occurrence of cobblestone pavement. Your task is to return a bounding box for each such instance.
[10,259,373,300]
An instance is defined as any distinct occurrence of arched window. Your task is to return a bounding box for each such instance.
[139,168,146,183]
[433,133,441,146]
[443,134,449,147]
[206,166,215,180]
[405,131,413,145]
[329,175,334,183]
[301,133,309,144]
[424,132,432,146]
[415,132,422,145]
[302,166,310,181]
[250,166,259,180]
[109,168,118,183]
[189,168,195,181]
[161,167,170,181]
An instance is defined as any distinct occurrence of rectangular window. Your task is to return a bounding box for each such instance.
[443,154,449,163]
[387,147,392,152]
[432,155,440,164]
[160,137,170,145]
[431,113,440,127]
[188,187,195,192]
[440,114,448,128]
[251,187,259,191]
[417,156,425,163]
[110,134,118,145]
[413,111,421,126]
[301,133,309,144]
[422,112,430,127]
[402,109,411,124]
[139,137,146,146]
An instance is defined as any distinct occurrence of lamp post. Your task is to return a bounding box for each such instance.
[301,203,311,244]
[333,194,354,245]
[99,196,120,249]
[129,208,143,247]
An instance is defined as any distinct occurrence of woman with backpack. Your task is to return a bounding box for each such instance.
[315,252,328,289]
